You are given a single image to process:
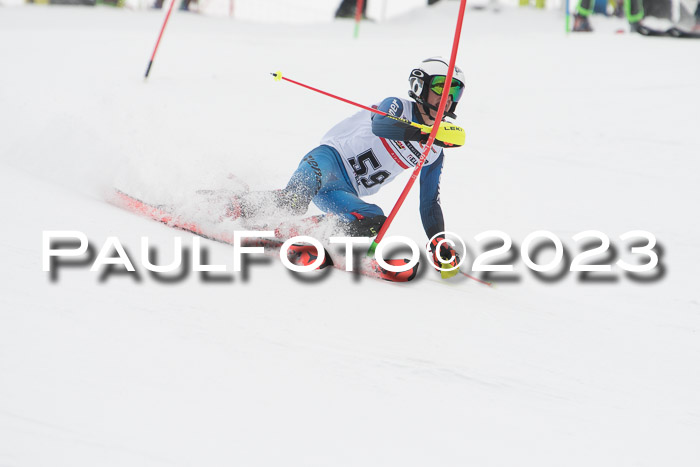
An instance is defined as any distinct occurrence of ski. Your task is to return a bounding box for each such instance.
[109,189,419,282]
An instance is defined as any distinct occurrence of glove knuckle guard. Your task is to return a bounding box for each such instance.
[429,236,460,269]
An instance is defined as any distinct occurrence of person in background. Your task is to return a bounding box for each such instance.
[336,0,443,18]
[152,0,195,11]
[335,0,367,18]
[573,0,644,32]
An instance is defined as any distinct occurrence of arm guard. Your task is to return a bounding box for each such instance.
[419,151,446,239]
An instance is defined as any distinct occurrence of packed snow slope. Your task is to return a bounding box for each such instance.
[1,3,700,467]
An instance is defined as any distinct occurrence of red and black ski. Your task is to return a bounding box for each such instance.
[109,189,419,282]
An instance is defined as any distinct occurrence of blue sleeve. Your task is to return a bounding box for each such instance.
[419,151,445,239]
[371,97,423,142]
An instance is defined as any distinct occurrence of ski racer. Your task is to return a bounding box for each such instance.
[229,57,466,272]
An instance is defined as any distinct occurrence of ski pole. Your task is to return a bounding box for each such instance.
[368,0,468,257]
[145,0,177,79]
[271,72,425,130]
[271,72,465,150]
[461,271,493,287]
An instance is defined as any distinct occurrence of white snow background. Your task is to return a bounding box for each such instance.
[1,2,700,466]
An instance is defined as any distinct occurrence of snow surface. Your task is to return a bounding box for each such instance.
[1,3,700,467]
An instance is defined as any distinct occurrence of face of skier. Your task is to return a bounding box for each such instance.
[421,89,453,125]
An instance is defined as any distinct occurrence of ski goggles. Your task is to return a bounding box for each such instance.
[429,76,465,102]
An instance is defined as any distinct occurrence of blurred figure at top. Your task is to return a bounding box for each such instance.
[153,0,195,10]
[335,0,444,18]
[335,0,367,18]
[573,0,644,32]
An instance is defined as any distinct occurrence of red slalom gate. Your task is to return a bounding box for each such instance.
[368,0,468,257]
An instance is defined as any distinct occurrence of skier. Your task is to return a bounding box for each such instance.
[228,57,466,272]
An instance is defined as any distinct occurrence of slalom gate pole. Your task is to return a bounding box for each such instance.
[354,0,365,38]
[145,0,177,79]
[367,0,468,257]
[565,0,571,33]
[270,72,426,131]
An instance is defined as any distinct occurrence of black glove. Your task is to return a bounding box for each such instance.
[418,122,465,148]
[429,236,460,270]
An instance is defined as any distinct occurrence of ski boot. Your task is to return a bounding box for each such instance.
[573,14,593,32]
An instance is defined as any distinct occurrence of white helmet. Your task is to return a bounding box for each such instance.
[408,57,466,119]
